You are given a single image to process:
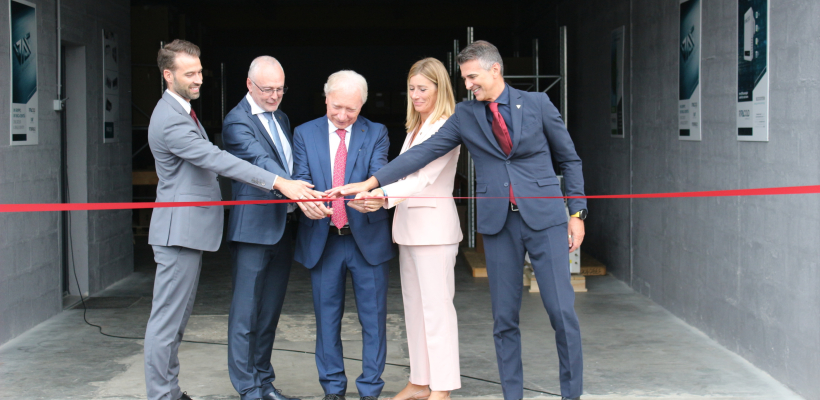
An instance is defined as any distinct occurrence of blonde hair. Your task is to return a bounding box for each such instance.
[405,58,455,134]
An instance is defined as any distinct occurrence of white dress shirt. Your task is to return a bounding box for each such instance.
[246,93,296,212]
[328,119,352,172]
[166,89,191,113]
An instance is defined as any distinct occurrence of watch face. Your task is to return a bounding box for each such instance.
[579,209,588,220]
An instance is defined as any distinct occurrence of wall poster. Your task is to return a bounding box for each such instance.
[610,26,625,138]
[103,29,119,143]
[679,0,701,141]
[737,0,769,142]
[9,0,38,146]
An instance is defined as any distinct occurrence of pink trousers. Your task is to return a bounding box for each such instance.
[399,244,461,391]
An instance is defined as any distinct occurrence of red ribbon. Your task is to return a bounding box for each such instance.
[1,185,819,213]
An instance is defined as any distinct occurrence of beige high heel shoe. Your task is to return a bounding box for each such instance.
[384,388,431,400]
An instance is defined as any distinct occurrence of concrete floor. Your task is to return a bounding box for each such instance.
[0,237,803,400]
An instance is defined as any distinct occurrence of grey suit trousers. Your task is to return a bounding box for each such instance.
[144,245,203,400]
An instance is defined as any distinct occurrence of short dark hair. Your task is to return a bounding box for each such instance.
[457,40,504,76]
[157,39,200,73]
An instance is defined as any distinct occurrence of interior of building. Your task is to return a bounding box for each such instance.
[1,0,818,399]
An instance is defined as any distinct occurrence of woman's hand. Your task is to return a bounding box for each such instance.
[325,176,380,198]
[348,188,385,213]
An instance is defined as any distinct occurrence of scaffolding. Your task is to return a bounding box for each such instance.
[453,27,568,249]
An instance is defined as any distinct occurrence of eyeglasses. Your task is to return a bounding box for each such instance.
[250,78,288,95]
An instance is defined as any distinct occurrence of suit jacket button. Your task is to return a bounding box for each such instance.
[506,160,510,165]
[504,182,509,187]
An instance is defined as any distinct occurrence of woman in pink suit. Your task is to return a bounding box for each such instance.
[370,58,462,400]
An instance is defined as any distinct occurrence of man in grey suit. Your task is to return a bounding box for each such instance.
[145,40,329,400]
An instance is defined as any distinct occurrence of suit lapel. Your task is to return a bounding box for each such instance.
[402,128,415,152]
[244,99,286,167]
[344,119,366,184]
[409,117,433,149]
[473,101,504,156]
[162,92,206,139]
[242,99,281,161]
[315,119,333,189]
[510,89,523,156]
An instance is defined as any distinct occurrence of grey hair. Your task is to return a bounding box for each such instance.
[456,40,504,76]
[248,56,282,79]
[324,70,368,104]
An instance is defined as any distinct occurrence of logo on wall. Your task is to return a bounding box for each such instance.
[13,32,31,65]
[680,26,695,62]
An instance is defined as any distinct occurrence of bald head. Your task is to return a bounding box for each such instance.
[248,56,283,80]
[247,56,286,112]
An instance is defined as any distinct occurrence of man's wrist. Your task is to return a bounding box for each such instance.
[272,176,288,191]
[366,176,380,191]
[570,209,588,220]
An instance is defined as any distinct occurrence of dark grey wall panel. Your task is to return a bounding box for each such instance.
[0,0,132,345]
[557,0,820,398]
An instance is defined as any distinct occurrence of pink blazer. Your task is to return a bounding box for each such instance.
[382,116,463,246]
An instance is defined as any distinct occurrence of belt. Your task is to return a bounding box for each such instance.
[510,202,519,212]
[329,225,352,236]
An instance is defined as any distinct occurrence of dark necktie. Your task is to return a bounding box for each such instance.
[489,102,516,205]
[190,108,200,127]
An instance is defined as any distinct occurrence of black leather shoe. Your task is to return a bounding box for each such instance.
[323,395,346,400]
[360,396,379,400]
[561,397,581,400]
[264,388,301,400]
[178,393,193,400]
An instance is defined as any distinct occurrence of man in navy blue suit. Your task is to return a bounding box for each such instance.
[222,56,330,400]
[291,70,395,400]
[333,42,588,400]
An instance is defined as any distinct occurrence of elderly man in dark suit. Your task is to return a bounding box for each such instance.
[292,70,395,400]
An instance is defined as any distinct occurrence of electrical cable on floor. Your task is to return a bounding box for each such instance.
[65,194,560,398]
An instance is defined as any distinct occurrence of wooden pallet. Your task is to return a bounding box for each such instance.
[526,268,587,293]
[463,248,589,292]
[461,248,487,277]
[580,252,607,276]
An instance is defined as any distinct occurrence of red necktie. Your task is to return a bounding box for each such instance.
[190,108,200,127]
[489,102,516,205]
[331,129,348,227]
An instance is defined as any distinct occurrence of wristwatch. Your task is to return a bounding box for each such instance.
[570,209,588,220]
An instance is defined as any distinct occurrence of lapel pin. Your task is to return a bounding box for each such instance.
[516,105,521,109]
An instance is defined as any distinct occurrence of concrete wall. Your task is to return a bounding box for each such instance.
[557,0,820,398]
[0,0,132,345]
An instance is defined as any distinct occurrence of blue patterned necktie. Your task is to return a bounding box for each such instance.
[263,112,290,174]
